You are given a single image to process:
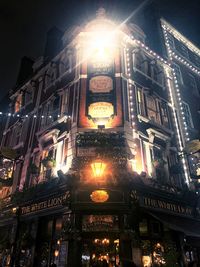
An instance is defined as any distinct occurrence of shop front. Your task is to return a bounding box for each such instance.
[0,223,13,267]
[10,190,71,267]
[81,214,120,267]
[131,188,200,267]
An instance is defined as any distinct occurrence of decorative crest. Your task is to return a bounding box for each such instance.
[96,7,106,19]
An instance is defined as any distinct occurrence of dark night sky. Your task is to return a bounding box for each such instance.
[0,0,200,100]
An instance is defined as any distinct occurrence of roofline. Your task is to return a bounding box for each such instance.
[160,18,200,57]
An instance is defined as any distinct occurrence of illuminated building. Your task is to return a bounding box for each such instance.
[0,8,200,267]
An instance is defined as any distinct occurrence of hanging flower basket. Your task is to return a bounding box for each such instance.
[42,157,56,169]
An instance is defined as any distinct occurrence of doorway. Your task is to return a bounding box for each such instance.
[82,237,120,267]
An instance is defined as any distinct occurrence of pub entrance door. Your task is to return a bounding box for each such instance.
[82,235,120,267]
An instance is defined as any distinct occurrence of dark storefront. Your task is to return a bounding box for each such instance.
[1,182,200,267]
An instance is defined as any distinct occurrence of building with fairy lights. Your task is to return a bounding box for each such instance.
[0,8,200,267]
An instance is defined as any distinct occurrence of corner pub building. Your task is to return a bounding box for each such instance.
[0,8,200,267]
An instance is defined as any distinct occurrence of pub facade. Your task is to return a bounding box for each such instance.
[0,8,200,267]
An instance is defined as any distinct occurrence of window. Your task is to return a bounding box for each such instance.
[40,96,61,130]
[133,51,147,74]
[167,34,175,49]
[137,89,170,128]
[188,74,199,96]
[12,124,22,146]
[20,118,29,143]
[194,55,200,68]
[59,51,72,75]
[182,101,194,128]
[15,94,23,113]
[173,64,183,84]
[160,102,170,128]
[41,149,56,181]
[24,87,33,105]
[137,89,146,117]
[52,95,60,118]
[151,64,164,85]
[180,44,189,59]
[46,103,53,125]
[44,63,57,89]
[188,153,200,178]
[146,95,161,124]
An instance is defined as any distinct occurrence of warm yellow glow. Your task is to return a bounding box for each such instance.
[88,102,114,119]
[90,190,109,203]
[12,207,17,213]
[85,31,116,61]
[144,142,153,176]
[142,256,152,267]
[102,238,110,245]
[91,160,107,177]
[89,76,113,93]
[54,250,59,257]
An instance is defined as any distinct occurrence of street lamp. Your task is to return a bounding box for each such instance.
[91,160,106,177]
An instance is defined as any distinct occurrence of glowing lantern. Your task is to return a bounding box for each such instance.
[91,160,106,177]
[54,250,59,257]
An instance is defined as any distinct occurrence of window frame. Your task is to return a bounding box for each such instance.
[182,101,194,128]
[188,73,199,96]
[180,44,189,59]
[173,63,183,84]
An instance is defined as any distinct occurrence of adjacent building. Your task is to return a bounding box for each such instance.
[0,8,200,267]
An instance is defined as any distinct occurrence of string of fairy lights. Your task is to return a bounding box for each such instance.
[162,23,200,176]
[125,33,192,183]
[0,112,71,120]
[161,21,200,183]
[162,22,200,143]
[124,45,138,170]
[125,47,137,135]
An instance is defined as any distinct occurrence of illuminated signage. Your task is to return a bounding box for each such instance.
[131,190,193,216]
[21,192,70,215]
[90,190,109,203]
[88,102,114,119]
[89,76,113,93]
[82,215,119,231]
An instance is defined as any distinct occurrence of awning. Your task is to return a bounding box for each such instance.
[148,211,200,238]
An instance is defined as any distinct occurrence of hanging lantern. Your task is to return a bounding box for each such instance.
[91,160,106,177]
[54,250,59,257]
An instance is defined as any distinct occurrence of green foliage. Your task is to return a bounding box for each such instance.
[41,156,56,168]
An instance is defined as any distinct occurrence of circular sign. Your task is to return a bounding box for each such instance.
[90,190,109,203]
